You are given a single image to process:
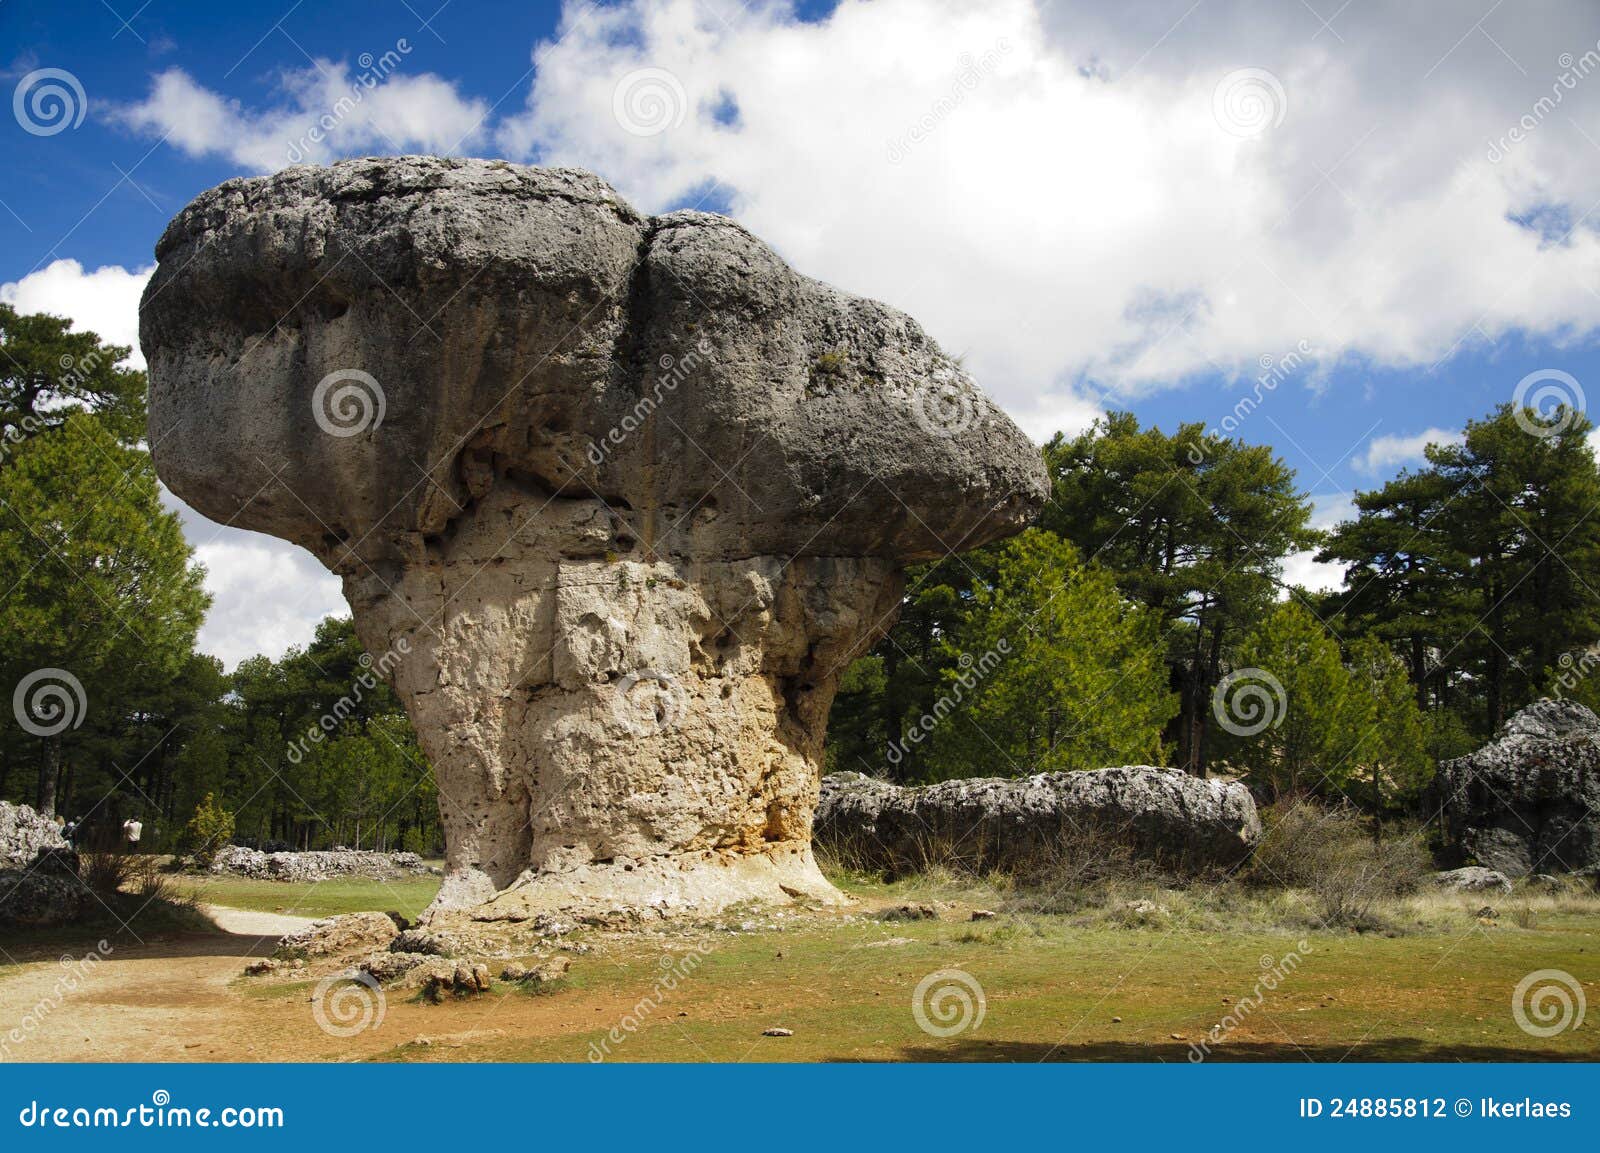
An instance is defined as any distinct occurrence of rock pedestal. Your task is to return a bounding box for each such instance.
[141,157,1046,919]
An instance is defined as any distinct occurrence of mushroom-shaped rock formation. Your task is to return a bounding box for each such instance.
[142,157,1047,920]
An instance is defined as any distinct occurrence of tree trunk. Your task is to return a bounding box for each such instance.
[35,735,60,816]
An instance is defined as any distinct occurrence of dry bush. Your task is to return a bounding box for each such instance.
[1250,798,1430,929]
[1003,819,1165,915]
[80,850,136,895]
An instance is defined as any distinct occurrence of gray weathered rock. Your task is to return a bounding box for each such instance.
[274,911,401,959]
[141,156,1046,921]
[208,845,435,883]
[0,870,84,927]
[1432,866,1513,894]
[814,767,1262,875]
[0,802,81,927]
[1438,698,1600,876]
[0,801,69,870]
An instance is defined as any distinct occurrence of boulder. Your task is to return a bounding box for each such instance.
[814,766,1262,876]
[0,870,84,927]
[0,801,82,927]
[0,800,69,870]
[1432,866,1513,894]
[141,156,1046,920]
[1437,698,1600,876]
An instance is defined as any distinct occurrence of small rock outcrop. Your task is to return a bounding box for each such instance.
[0,800,69,869]
[141,156,1046,921]
[0,801,81,927]
[1432,866,1512,894]
[1438,698,1600,876]
[208,846,436,883]
[814,767,1263,876]
[274,912,402,960]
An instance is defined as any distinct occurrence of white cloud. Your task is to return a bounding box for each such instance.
[1,260,153,368]
[1356,427,1464,475]
[491,0,1600,436]
[113,60,491,173]
[161,488,346,671]
[1280,492,1355,595]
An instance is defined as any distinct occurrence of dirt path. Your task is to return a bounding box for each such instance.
[0,906,618,1062]
[199,905,315,936]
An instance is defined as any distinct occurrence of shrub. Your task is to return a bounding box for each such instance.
[1250,798,1430,928]
[184,793,235,867]
[80,849,135,895]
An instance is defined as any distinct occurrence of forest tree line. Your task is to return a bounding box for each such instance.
[3,306,1598,846]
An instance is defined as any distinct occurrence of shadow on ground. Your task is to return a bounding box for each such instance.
[869,1038,1599,1062]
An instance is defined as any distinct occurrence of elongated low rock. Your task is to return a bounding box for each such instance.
[141,157,1046,920]
[814,767,1263,875]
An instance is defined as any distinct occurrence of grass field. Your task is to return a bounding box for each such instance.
[4,866,1596,1061]
[172,872,443,922]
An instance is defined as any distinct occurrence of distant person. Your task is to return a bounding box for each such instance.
[122,817,143,847]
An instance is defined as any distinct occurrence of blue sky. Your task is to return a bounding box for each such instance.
[6,0,1600,665]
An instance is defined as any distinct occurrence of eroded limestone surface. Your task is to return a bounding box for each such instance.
[141,156,1046,920]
